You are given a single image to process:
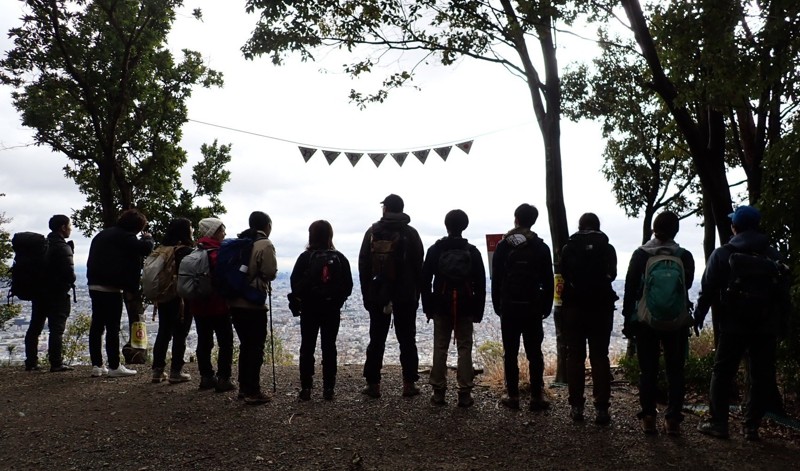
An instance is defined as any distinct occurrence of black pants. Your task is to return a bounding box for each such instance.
[709,331,777,429]
[231,307,268,395]
[636,325,687,421]
[363,306,419,384]
[25,293,71,368]
[500,310,545,396]
[152,298,193,372]
[299,311,341,389]
[563,306,612,409]
[89,290,124,369]
[195,314,234,380]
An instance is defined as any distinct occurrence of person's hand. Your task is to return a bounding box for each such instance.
[622,319,636,340]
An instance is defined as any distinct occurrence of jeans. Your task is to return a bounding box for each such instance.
[709,332,777,429]
[231,307,268,395]
[636,325,687,421]
[299,311,341,390]
[363,305,420,384]
[195,314,234,380]
[429,314,474,391]
[89,290,124,369]
[151,298,193,372]
[25,293,71,367]
[500,310,545,396]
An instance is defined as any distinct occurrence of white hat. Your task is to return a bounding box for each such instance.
[198,218,224,238]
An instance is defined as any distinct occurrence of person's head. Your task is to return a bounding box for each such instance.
[578,212,600,231]
[307,220,334,250]
[116,209,147,233]
[49,214,71,237]
[444,209,469,236]
[729,205,761,233]
[514,203,539,229]
[163,217,193,246]
[381,194,404,214]
[198,217,226,241]
[239,211,272,238]
[652,210,680,241]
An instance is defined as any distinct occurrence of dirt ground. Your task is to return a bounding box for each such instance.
[1,363,799,470]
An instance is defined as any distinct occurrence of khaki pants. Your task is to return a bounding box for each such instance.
[429,314,474,391]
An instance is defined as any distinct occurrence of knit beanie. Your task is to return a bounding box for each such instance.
[198,218,224,238]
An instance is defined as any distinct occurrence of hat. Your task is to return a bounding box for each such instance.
[729,205,760,229]
[380,194,404,213]
[198,217,224,238]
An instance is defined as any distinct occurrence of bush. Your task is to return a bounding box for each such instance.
[62,312,92,366]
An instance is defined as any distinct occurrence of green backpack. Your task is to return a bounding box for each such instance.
[636,248,690,331]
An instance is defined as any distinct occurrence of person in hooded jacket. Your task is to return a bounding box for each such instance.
[358,194,424,399]
[190,217,236,393]
[560,213,618,424]
[694,206,790,441]
[622,210,695,436]
[421,209,486,408]
[491,203,554,411]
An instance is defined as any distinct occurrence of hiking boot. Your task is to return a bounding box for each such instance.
[108,365,137,378]
[244,391,272,405]
[431,388,446,406]
[299,388,312,401]
[168,370,191,384]
[664,417,681,437]
[529,391,550,411]
[743,426,760,441]
[402,381,421,397]
[199,375,217,390]
[570,406,585,422]
[25,364,41,372]
[323,388,335,401]
[500,394,520,410]
[361,383,381,399]
[595,408,611,426]
[50,365,74,373]
[152,368,167,384]
[641,416,657,435]
[697,420,729,439]
[91,365,108,377]
[215,377,236,393]
[457,391,474,408]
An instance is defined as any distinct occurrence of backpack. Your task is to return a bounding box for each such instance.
[369,226,404,307]
[721,244,782,317]
[636,247,690,331]
[436,243,473,316]
[501,236,544,307]
[177,247,215,300]
[8,232,49,301]
[302,250,349,309]
[141,246,178,303]
[563,235,612,303]
[214,237,267,305]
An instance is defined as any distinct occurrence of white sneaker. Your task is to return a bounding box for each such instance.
[91,365,109,377]
[108,365,137,378]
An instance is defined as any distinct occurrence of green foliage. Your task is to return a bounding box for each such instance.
[0,1,227,234]
[476,339,504,366]
[62,312,92,366]
[0,203,22,330]
[264,333,294,367]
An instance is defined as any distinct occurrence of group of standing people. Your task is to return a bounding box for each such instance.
[20,198,790,440]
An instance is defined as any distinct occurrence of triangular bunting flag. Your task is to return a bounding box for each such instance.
[391,152,409,167]
[369,153,387,167]
[322,150,340,165]
[345,152,363,167]
[413,149,430,164]
[298,146,317,162]
[434,146,452,161]
[456,140,473,154]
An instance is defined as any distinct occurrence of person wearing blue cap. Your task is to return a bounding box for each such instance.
[695,205,790,441]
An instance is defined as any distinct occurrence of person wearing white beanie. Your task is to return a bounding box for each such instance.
[198,218,224,239]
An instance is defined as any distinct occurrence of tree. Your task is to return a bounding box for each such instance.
[0,0,227,235]
[0,196,22,331]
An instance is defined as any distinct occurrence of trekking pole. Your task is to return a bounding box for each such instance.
[268,283,277,393]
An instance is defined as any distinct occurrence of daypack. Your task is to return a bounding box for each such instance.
[141,246,178,303]
[369,226,404,307]
[501,236,544,306]
[636,247,690,331]
[214,237,267,305]
[563,235,614,304]
[177,247,215,300]
[436,243,473,316]
[302,250,349,308]
[8,232,49,301]
[722,244,782,317]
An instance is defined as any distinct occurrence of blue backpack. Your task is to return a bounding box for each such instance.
[214,237,267,305]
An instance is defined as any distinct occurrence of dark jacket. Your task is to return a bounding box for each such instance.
[694,230,788,335]
[560,229,617,310]
[622,238,695,322]
[86,226,154,292]
[188,236,229,317]
[43,232,76,295]
[490,227,554,318]
[290,249,354,314]
[358,211,424,310]
[421,236,487,322]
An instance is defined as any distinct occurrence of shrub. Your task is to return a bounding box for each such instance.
[62,312,92,366]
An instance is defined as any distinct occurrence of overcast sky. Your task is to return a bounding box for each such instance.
[0,2,717,277]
